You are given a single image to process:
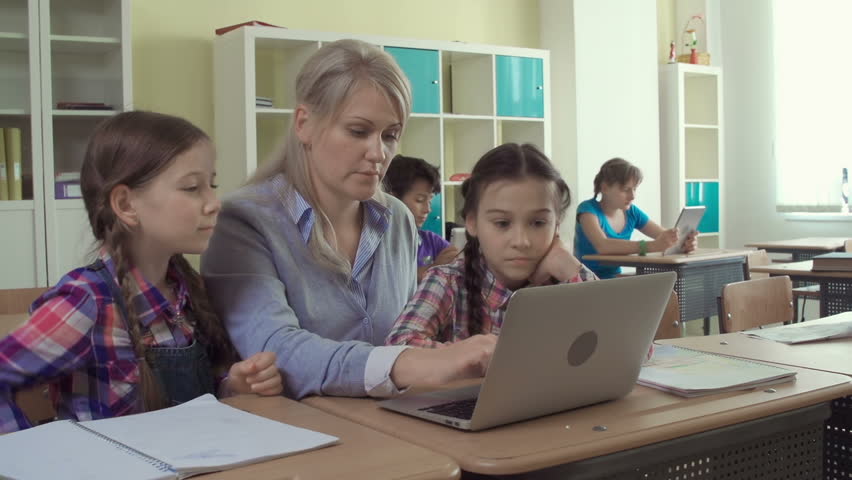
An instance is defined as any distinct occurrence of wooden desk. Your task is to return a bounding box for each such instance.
[660,314,852,480]
[584,249,750,332]
[205,395,460,479]
[657,313,852,373]
[745,237,848,261]
[750,260,852,316]
[304,371,851,479]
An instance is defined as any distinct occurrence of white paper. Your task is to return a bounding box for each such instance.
[81,394,339,476]
[744,317,852,344]
[0,420,172,480]
[0,395,339,480]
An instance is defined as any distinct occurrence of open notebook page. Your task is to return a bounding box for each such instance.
[0,420,172,480]
[80,394,339,476]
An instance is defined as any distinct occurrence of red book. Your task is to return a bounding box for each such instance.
[215,21,284,36]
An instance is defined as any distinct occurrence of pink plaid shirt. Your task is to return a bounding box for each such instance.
[386,256,598,348]
[0,252,196,433]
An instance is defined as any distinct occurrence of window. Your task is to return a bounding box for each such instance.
[773,0,852,211]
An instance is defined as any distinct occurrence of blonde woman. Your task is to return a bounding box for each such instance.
[201,39,498,399]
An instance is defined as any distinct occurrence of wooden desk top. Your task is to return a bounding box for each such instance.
[206,395,460,479]
[584,249,750,265]
[745,237,849,251]
[750,260,852,279]
[304,369,852,476]
[0,313,28,337]
[659,313,852,376]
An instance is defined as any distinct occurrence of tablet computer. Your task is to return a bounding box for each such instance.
[663,206,705,255]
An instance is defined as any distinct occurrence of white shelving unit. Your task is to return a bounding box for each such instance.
[0,0,131,288]
[659,63,723,249]
[214,27,550,238]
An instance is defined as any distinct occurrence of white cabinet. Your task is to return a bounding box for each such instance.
[659,63,723,248]
[213,28,550,238]
[0,0,131,288]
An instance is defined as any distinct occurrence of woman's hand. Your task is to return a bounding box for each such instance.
[389,334,498,389]
[224,352,284,397]
[650,228,678,252]
[529,236,582,285]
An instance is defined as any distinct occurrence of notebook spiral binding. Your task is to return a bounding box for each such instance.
[670,344,790,370]
[71,421,173,473]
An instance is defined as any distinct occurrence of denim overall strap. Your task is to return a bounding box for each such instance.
[86,260,215,406]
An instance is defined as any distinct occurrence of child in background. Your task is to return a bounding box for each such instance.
[0,111,283,433]
[383,155,459,280]
[574,157,698,279]
[386,143,597,347]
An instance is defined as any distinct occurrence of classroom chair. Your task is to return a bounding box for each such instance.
[0,287,57,426]
[717,276,794,334]
[0,287,47,314]
[745,249,770,280]
[654,290,681,340]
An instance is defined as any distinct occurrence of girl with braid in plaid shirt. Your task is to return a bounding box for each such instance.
[386,143,598,348]
[0,112,282,433]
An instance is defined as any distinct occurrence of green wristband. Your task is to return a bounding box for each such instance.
[639,240,648,256]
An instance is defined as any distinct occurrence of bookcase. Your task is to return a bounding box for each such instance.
[0,0,131,288]
[658,63,723,249]
[213,28,550,238]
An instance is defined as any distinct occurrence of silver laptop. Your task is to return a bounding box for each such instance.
[379,271,677,431]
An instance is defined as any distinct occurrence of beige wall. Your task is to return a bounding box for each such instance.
[132,0,541,138]
[657,0,676,64]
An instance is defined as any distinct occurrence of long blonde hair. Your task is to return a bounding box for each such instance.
[250,39,412,276]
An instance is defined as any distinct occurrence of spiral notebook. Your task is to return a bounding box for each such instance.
[0,394,339,480]
[638,344,796,397]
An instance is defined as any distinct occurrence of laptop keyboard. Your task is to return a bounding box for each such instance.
[419,398,477,420]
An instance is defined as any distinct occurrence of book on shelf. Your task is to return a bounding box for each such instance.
[0,394,339,480]
[4,127,22,200]
[0,128,7,200]
[56,102,115,110]
[744,312,852,344]
[811,252,852,272]
[638,344,796,397]
[55,171,82,199]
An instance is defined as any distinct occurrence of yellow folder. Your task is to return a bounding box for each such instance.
[5,127,22,200]
[0,128,8,201]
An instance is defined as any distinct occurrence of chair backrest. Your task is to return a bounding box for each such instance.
[654,290,681,340]
[0,287,55,426]
[746,249,770,280]
[718,276,794,333]
[0,287,47,315]
[845,239,851,253]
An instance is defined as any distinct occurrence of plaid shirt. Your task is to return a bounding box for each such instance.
[386,256,599,347]
[0,252,194,433]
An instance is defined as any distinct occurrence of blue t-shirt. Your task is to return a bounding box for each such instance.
[574,199,649,279]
